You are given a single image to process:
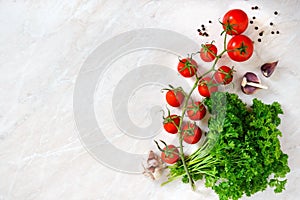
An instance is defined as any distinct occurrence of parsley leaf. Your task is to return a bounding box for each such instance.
[164,92,290,200]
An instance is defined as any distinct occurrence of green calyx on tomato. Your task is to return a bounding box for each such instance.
[222,19,239,35]
[227,35,254,62]
[222,9,248,35]
[154,140,180,164]
[177,58,198,77]
[162,109,181,134]
[182,122,202,144]
[162,85,185,108]
[187,101,206,120]
[198,77,218,97]
[214,66,235,85]
[236,41,248,54]
[163,114,180,125]
[200,43,218,62]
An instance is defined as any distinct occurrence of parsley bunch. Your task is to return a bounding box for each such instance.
[164,92,290,200]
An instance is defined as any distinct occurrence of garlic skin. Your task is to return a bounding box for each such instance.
[261,61,278,78]
[142,151,165,180]
[242,72,260,85]
[241,85,258,95]
[241,72,268,95]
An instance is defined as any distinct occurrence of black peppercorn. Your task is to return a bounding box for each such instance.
[255,6,258,9]
[202,27,206,31]
[271,31,275,34]
[197,29,201,32]
[254,26,258,30]
[259,31,264,36]
[209,20,212,23]
[274,11,278,15]
[250,20,253,24]
[276,31,280,34]
[270,22,273,26]
[258,38,262,42]
[252,16,256,20]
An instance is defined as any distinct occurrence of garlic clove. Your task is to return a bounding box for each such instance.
[244,72,260,83]
[261,61,278,78]
[242,78,268,89]
[241,85,258,95]
[143,150,165,180]
[241,72,268,95]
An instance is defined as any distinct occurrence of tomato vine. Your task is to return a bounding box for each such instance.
[153,9,290,199]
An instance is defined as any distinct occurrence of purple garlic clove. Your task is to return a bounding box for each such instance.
[241,72,268,95]
[261,61,278,77]
[243,72,260,84]
[241,85,259,95]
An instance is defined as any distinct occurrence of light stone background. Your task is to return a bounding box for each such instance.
[1,0,300,200]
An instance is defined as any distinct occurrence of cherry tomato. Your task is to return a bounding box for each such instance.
[214,66,234,85]
[222,9,248,35]
[161,145,180,164]
[182,122,202,144]
[187,101,206,120]
[166,89,185,107]
[200,44,218,62]
[163,114,180,134]
[227,35,253,62]
[198,77,218,97]
[177,58,198,77]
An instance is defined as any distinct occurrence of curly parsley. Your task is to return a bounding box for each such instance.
[164,92,290,200]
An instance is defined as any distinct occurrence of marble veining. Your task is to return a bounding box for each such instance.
[1,0,300,199]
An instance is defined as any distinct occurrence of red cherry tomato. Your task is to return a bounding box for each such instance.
[177,58,198,77]
[163,114,180,134]
[214,66,234,85]
[222,9,248,35]
[198,77,218,97]
[200,44,218,62]
[165,89,185,107]
[182,122,202,144]
[187,101,206,120]
[161,145,180,164]
[227,35,254,62]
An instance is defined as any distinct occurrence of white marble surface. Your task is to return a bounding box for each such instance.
[1,0,300,199]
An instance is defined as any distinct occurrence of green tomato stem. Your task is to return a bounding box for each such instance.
[224,32,228,51]
[173,32,229,191]
[177,77,199,190]
[177,67,216,190]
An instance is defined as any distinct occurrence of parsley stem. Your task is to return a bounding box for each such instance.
[176,33,229,190]
[177,77,199,190]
